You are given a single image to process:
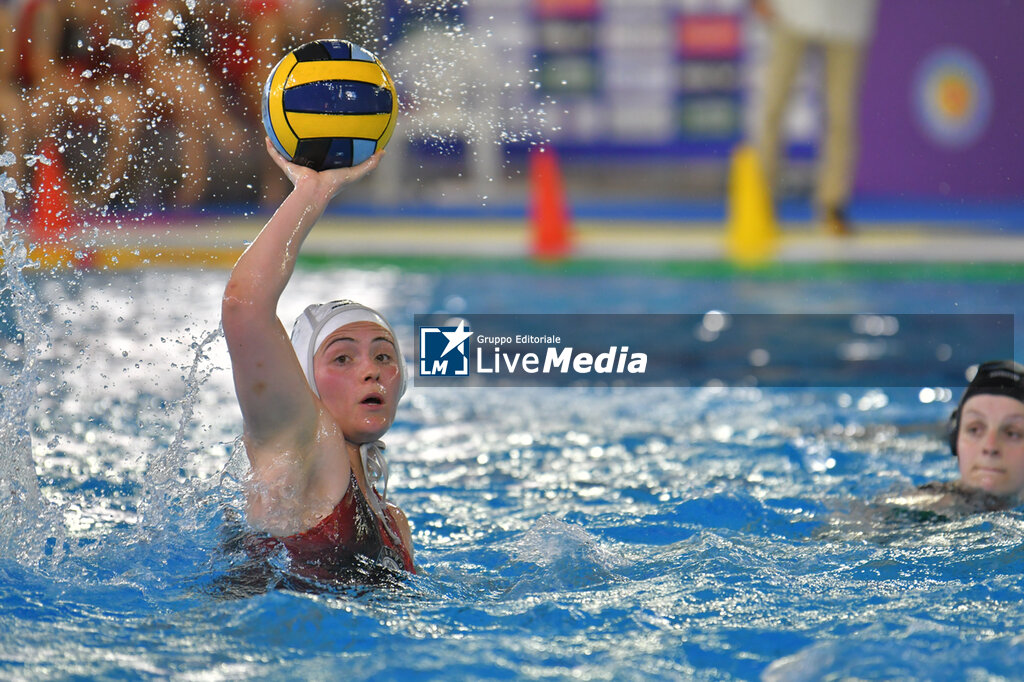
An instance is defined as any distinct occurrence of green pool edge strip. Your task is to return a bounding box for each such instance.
[296,254,1024,282]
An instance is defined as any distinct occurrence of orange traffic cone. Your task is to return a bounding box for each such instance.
[528,145,572,260]
[30,138,74,246]
[28,139,80,268]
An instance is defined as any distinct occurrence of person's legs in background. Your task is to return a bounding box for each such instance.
[755,24,807,206]
[817,39,867,235]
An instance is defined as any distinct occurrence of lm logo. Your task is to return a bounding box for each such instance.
[419,320,472,376]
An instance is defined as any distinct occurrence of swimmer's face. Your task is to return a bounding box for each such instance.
[312,321,401,443]
[956,394,1024,499]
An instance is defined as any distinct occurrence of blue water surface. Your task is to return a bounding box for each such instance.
[1,260,1023,681]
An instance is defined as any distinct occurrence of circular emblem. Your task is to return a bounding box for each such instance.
[376,546,402,572]
[913,47,992,149]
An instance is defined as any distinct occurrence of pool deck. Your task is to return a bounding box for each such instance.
[10,209,1024,270]
[70,214,1024,267]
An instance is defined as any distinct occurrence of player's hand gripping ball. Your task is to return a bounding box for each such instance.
[262,39,398,170]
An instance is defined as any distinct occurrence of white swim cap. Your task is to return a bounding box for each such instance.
[290,300,407,399]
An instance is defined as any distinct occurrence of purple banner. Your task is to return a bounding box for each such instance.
[857,0,1024,199]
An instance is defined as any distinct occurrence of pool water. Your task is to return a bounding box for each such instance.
[2,248,1024,680]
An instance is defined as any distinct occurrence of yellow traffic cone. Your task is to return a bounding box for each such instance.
[726,144,778,266]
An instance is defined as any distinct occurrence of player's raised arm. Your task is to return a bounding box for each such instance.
[221,141,381,452]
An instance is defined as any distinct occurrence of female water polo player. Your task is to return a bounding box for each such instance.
[815,361,1024,538]
[221,140,415,583]
[913,360,1024,513]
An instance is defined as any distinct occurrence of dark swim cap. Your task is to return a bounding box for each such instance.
[948,360,1024,456]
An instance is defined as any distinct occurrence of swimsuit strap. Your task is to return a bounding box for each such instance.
[357,442,402,547]
[359,441,389,500]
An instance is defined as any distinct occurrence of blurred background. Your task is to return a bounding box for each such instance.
[3,0,1024,252]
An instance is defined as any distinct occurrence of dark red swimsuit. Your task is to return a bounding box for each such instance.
[247,473,415,582]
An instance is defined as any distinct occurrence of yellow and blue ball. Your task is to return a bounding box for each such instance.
[262,39,398,170]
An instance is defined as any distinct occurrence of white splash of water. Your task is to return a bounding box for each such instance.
[375,8,555,202]
[0,170,68,567]
[136,326,224,536]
